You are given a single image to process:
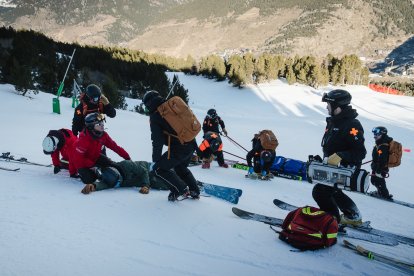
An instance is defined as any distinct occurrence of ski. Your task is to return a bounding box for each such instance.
[197,181,242,204]
[273,199,414,247]
[232,207,398,246]
[0,166,20,171]
[367,193,414,209]
[343,240,414,273]
[1,152,52,167]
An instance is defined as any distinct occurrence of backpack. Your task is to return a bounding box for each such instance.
[387,140,402,168]
[270,156,307,180]
[279,206,338,250]
[157,96,201,144]
[258,130,278,150]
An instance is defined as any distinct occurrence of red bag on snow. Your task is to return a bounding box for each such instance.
[279,206,338,250]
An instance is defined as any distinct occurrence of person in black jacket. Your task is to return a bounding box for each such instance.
[246,133,276,179]
[202,109,228,136]
[312,89,367,225]
[370,126,393,199]
[72,84,116,136]
[198,131,228,169]
[142,90,200,201]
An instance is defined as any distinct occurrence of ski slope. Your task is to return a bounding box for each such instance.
[0,73,413,275]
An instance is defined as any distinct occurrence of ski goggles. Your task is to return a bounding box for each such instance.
[372,127,382,137]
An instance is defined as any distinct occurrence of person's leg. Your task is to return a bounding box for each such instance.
[312,184,340,221]
[333,189,361,220]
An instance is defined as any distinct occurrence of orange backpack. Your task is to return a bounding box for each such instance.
[387,140,402,168]
[157,96,201,144]
[258,130,279,150]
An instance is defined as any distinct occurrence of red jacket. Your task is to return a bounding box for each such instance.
[49,129,77,175]
[72,129,130,170]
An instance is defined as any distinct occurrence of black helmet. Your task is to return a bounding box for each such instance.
[322,89,352,107]
[85,112,106,130]
[142,90,163,113]
[207,108,217,119]
[143,90,160,106]
[85,84,102,104]
[372,126,387,137]
[260,150,273,163]
[100,167,123,186]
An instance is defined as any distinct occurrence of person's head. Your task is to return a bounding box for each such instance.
[100,167,123,186]
[85,112,106,138]
[142,90,164,113]
[322,89,352,116]
[207,108,217,119]
[84,84,102,104]
[42,135,60,154]
[372,126,387,141]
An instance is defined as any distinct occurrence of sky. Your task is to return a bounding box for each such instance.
[0,72,413,275]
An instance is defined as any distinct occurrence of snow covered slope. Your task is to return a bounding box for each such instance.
[0,73,413,275]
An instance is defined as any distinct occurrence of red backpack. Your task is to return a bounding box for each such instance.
[279,206,338,250]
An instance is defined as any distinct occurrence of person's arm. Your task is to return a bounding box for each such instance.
[336,122,366,165]
[103,133,130,160]
[150,120,165,163]
[376,143,390,173]
[103,103,116,118]
[72,105,85,136]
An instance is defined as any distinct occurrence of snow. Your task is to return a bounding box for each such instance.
[0,73,413,275]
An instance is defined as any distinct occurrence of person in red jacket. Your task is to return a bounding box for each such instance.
[42,128,78,177]
[72,112,131,185]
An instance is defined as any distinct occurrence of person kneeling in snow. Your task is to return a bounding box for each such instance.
[246,133,276,180]
[42,128,78,178]
[199,131,228,169]
[72,112,131,186]
[81,160,170,194]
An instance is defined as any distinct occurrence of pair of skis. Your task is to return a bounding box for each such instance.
[232,199,414,273]
[0,152,52,168]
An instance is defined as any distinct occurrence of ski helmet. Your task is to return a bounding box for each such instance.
[207,109,217,119]
[85,84,102,104]
[42,135,60,154]
[322,89,352,108]
[142,90,164,113]
[142,90,160,106]
[85,112,105,128]
[372,126,387,137]
[260,150,272,163]
[100,167,123,187]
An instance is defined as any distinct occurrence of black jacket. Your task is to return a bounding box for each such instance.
[371,134,393,174]
[321,106,366,167]
[202,116,225,134]
[72,101,116,136]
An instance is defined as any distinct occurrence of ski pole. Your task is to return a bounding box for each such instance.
[361,160,372,165]
[224,135,249,152]
[223,150,246,161]
[166,78,179,99]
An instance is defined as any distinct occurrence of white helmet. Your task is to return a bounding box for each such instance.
[42,136,59,154]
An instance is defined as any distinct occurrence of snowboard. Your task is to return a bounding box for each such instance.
[197,181,242,204]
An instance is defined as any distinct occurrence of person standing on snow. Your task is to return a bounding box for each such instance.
[142,90,200,202]
[198,131,228,169]
[312,89,367,226]
[246,133,276,180]
[370,126,393,199]
[72,84,116,136]
[72,112,131,185]
[202,109,228,136]
[42,128,78,178]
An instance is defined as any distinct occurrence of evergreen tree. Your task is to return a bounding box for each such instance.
[10,58,32,96]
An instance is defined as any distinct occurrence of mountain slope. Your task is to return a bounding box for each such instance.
[1,0,413,59]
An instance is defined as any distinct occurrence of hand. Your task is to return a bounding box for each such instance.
[327,153,342,166]
[100,94,109,105]
[248,167,254,175]
[53,166,61,174]
[81,184,96,194]
[70,173,80,178]
[223,129,228,136]
[139,186,150,194]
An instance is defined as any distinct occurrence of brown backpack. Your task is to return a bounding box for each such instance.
[157,96,201,144]
[387,140,402,168]
[258,130,279,150]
